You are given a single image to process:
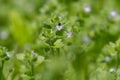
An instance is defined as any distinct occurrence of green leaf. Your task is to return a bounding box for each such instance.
[10,11,33,46]
[16,53,25,61]
[53,39,64,48]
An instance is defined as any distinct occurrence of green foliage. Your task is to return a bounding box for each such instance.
[0,0,120,80]
[10,11,34,47]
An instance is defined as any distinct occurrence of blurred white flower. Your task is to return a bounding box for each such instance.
[31,51,38,57]
[109,67,116,73]
[104,56,110,62]
[110,10,117,17]
[58,15,62,19]
[117,73,120,77]
[5,52,10,58]
[84,5,91,13]
[24,44,30,50]
[56,23,64,31]
[82,35,91,43]
[109,10,120,20]
[0,30,8,40]
[66,31,72,38]
[110,53,116,57]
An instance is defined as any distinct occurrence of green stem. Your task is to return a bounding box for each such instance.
[56,48,60,56]
[31,62,34,77]
[0,61,4,80]
[115,52,120,80]
[116,52,119,69]
[50,47,54,56]
[30,61,34,80]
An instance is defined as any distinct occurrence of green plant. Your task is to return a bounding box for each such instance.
[0,0,120,80]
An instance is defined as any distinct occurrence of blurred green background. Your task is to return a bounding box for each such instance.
[0,0,120,50]
[1,0,120,80]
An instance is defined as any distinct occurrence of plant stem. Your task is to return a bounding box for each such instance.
[31,62,34,77]
[115,52,120,80]
[117,52,119,69]
[0,61,4,80]
[30,60,34,80]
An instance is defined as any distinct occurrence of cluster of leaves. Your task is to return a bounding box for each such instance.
[0,0,120,80]
[0,47,45,80]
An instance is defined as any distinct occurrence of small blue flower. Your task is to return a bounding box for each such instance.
[56,23,64,31]
[0,30,8,40]
[66,31,72,38]
[110,10,117,17]
[31,51,38,57]
[84,5,91,13]
[104,56,110,62]
[82,35,91,43]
